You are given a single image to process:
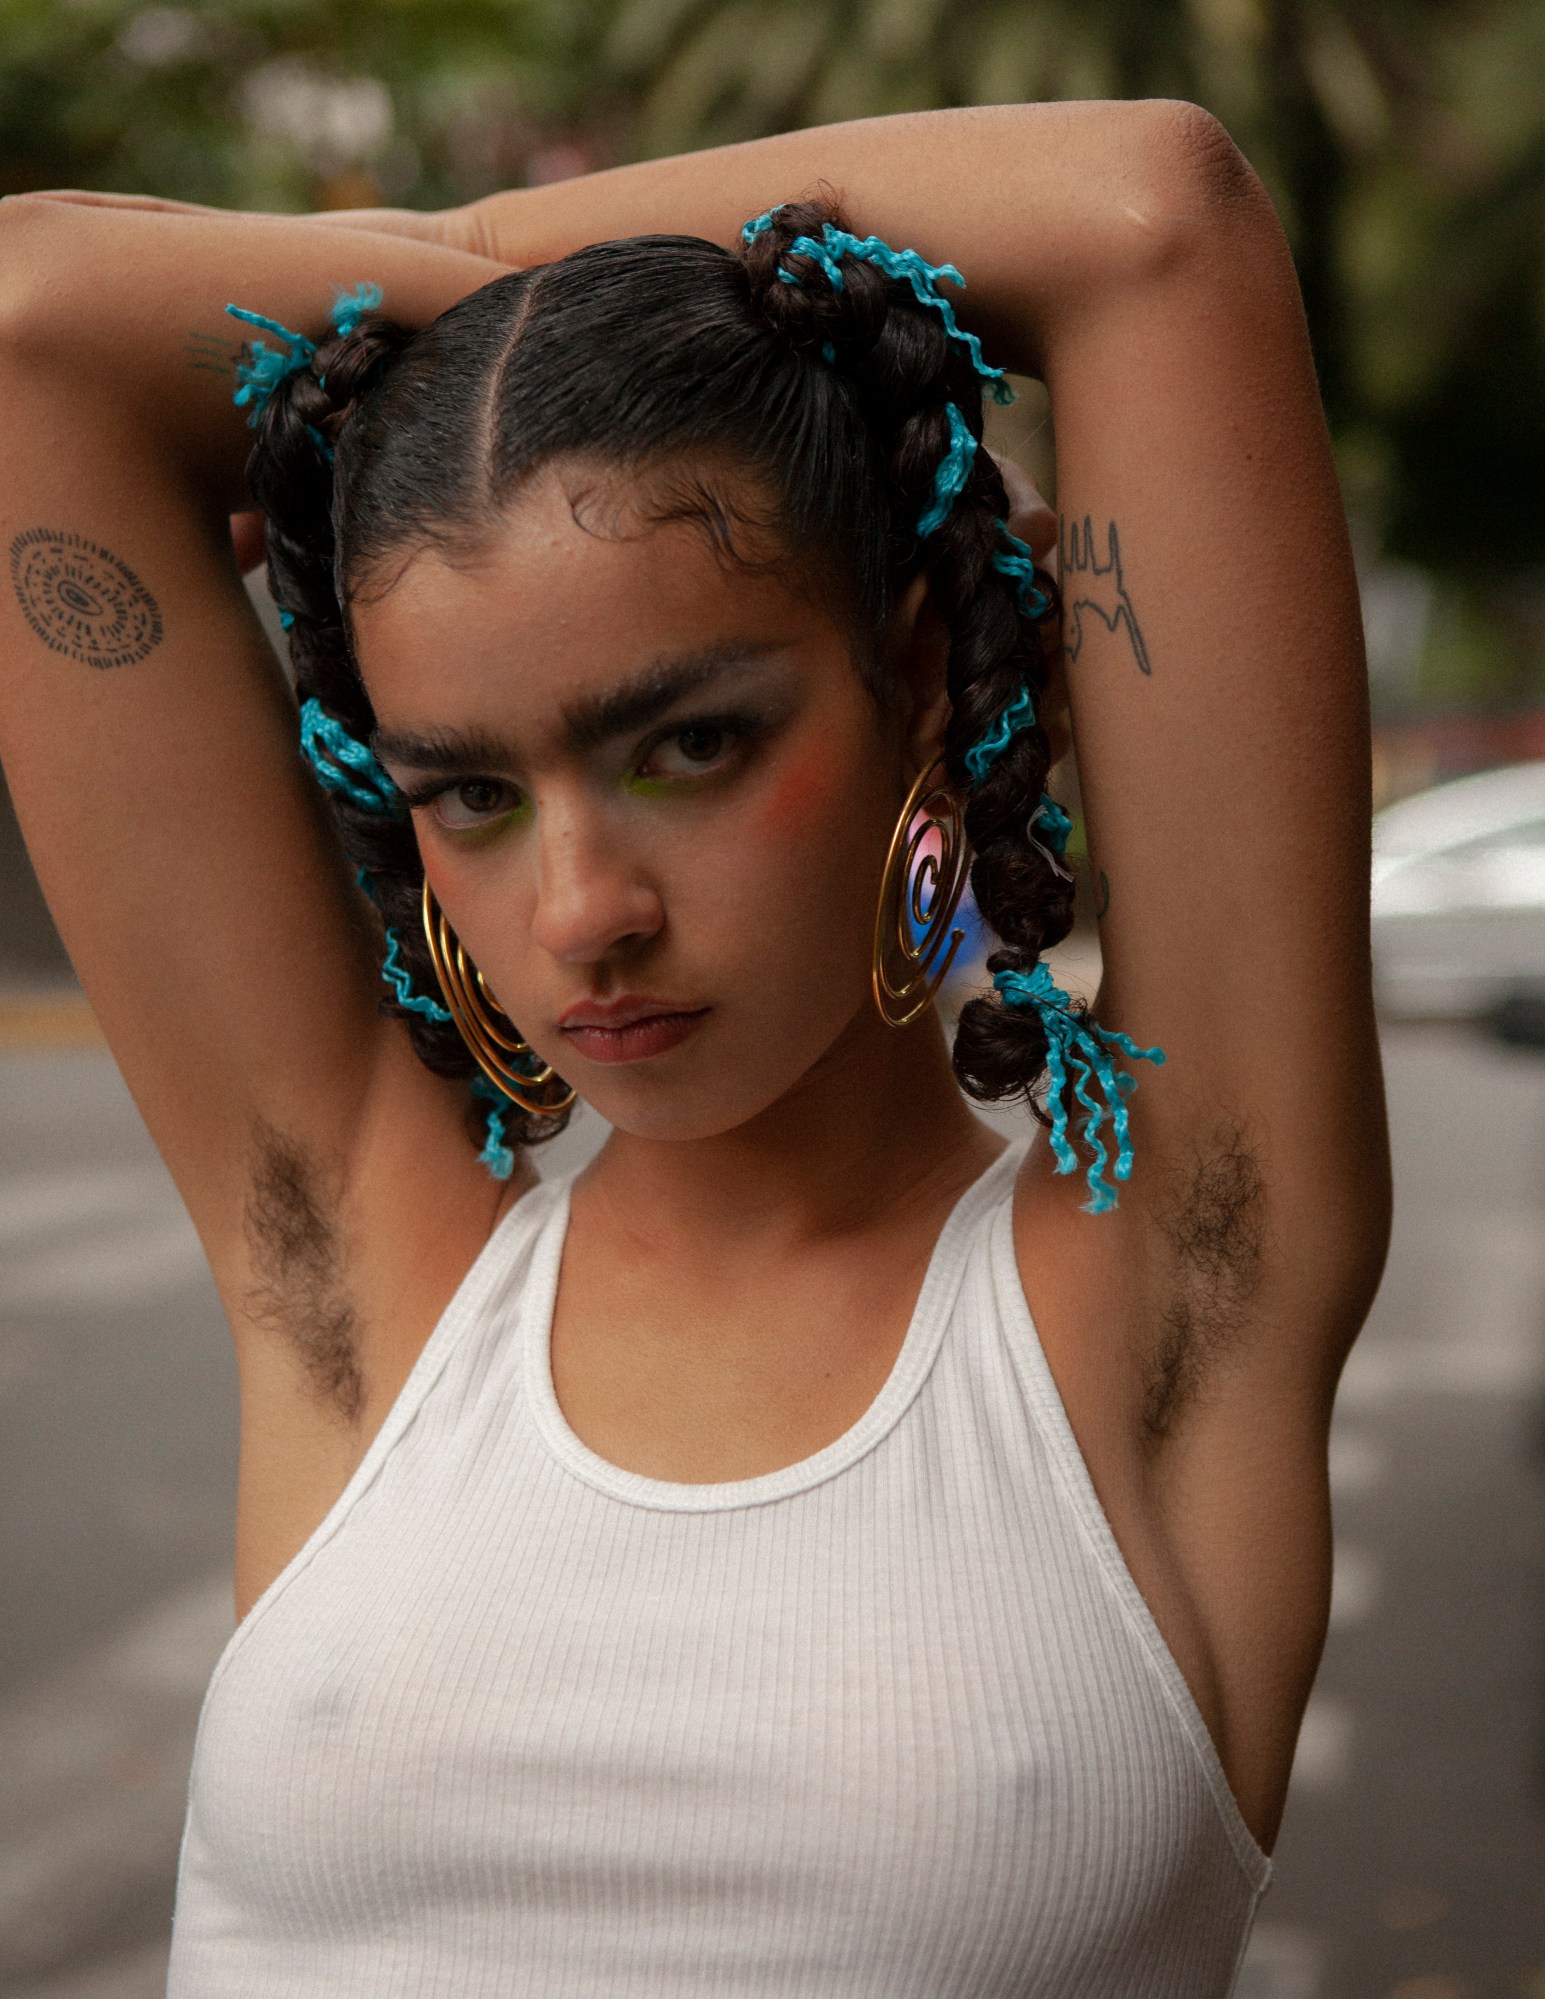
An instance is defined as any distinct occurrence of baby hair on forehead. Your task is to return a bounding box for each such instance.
[229,193,1155,1209]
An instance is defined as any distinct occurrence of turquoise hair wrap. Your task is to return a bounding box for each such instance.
[385,941,528,1183]
[993,963,1164,1214]
[917,403,977,538]
[295,703,452,1031]
[225,281,385,438]
[226,303,316,424]
[990,529,1054,618]
[964,685,1037,785]
[297,704,524,1173]
[298,697,404,816]
[1032,798,1073,852]
[381,928,452,1023]
[470,1078,517,1181]
[742,212,1014,408]
[329,281,384,339]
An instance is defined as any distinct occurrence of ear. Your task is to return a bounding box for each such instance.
[887,570,953,777]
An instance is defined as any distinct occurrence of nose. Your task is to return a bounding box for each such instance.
[526,797,665,967]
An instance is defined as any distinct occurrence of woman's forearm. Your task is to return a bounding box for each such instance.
[6,99,1259,426]
[460,99,1258,374]
[0,198,508,511]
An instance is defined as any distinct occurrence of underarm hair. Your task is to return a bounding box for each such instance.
[242,1117,365,1422]
[1142,1121,1267,1440]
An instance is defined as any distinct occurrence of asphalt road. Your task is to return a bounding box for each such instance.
[0,1022,1541,1999]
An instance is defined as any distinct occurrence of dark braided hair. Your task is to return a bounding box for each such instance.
[238,194,1072,1164]
[737,202,1075,1109]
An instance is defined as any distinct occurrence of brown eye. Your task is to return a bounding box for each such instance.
[432,780,521,829]
[639,724,737,781]
[676,725,725,763]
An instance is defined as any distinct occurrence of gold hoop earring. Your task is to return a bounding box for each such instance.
[420,880,577,1117]
[871,756,971,1028]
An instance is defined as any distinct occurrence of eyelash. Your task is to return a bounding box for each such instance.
[399,776,525,830]
[400,714,760,828]
[631,712,757,785]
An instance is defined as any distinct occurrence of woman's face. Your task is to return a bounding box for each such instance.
[354,461,940,1140]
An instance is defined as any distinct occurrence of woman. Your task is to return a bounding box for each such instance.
[0,99,1389,1995]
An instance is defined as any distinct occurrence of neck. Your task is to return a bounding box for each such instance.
[577,1000,1006,1257]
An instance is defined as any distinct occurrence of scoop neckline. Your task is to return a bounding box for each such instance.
[523,1138,1026,1512]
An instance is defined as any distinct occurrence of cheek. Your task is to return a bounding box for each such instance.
[753,739,854,841]
[722,738,895,977]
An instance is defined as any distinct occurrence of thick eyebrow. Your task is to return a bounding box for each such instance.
[559,642,785,754]
[372,640,787,774]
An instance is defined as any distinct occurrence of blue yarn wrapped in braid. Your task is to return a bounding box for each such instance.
[744,202,1162,1211]
[288,700,523,1182]
[227,278,534,1180]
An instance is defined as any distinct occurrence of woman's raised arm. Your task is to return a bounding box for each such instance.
[0,202,508,1270]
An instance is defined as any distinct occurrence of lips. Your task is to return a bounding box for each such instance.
[559,996,696,1031]
[557,996,710,1066]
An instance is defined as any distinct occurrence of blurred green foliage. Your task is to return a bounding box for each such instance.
[1,0,1540,714]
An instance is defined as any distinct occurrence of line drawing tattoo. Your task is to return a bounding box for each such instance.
[186,328,238,378]
[1095,869,1111,920]
[9,528,163,669]
[1060,514,1152,675]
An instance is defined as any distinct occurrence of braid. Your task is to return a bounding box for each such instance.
[740,206,1075,1092]
[739,201,1161,1211]
[236,296,572,1162]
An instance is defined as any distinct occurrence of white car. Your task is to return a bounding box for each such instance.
[1371,761,1545,1018]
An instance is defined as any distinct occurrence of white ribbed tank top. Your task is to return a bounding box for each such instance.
[168,1138,1273,1996]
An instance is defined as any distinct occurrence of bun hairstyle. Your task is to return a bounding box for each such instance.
[235,197,1142,1194]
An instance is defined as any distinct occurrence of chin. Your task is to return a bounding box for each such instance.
[565,1072,801,1144]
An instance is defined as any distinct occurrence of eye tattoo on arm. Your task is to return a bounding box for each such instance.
[8,528,164,669]
[1059,514,1152,676]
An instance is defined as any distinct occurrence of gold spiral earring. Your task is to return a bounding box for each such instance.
[871,757,971,1028]
[420,881,577,1116]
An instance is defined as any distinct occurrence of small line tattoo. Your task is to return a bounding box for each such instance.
[1060,514,1152,675]
[1094,869,1111,920]
[8,528,163,669]
[185,328,238,378]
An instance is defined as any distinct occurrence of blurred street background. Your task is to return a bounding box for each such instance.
[2,2,1544,1995]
